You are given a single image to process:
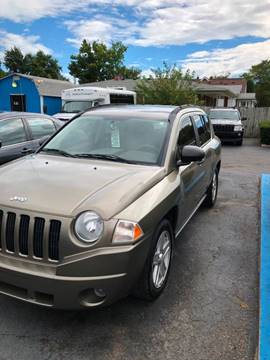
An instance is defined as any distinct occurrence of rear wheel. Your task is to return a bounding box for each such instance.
[133,219,173,301]
[204,169,218,208]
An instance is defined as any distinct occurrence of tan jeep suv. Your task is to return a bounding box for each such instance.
[0,105,221,309]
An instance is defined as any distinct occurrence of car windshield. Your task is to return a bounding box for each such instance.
[209,110,239,121]
[62,101,93,113]
[41,113,170,165]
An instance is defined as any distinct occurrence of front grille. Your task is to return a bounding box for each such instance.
[0,210,61,262]
[49,221,61,261]
[6,212,16,252]
[213,124,234,133]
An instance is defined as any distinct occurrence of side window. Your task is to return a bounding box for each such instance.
[193,114,211,145]
[109,94,135,104]
[27,118,56,140]
[178,116,197,147]
[201,115,211,141]
[0,118,27,147]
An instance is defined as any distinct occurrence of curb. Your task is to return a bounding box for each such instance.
[259,174,270,359]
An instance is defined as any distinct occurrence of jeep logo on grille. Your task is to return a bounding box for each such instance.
[10,196,28,203]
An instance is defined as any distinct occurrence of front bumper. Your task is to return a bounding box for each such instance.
[0,237,150,309]
[215,131,244,142]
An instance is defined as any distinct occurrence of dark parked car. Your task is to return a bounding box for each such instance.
[0,112,62,165]
[209,108,246,145]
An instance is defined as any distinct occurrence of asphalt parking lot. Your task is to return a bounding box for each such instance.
[0,138,269,360]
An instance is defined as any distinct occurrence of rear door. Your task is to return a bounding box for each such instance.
[0,117,33,165]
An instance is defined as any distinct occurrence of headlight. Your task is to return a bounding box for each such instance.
[234,125,243,131]
[112,220,144,243]
[75,211,104,243]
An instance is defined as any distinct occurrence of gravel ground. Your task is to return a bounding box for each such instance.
[0,138,268,360]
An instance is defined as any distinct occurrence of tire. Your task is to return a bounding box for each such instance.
[133,219,173,301]
[236,139,243,146]
[204,169,218,208]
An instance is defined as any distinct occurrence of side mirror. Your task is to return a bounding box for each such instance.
[177,145,205,166]
[241,117,247,121]
[0,141,2,149]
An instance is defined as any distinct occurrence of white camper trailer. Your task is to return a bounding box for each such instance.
[54,86,137,121]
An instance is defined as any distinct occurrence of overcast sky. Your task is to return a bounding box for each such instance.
[1,0,270,78]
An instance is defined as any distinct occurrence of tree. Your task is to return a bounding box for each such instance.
[243,60,270,106]
[209,72,231,79]
[118,66,141,80]
[3,47,25,73]
[68,40,141,83]
[136,63,200,105]
[24,51,66,79]
[3,47,66,80]
[0,62,6,78]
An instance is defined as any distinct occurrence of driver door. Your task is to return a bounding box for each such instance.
[175,115,205,231]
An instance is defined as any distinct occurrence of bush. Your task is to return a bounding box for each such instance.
[259,121,270,145]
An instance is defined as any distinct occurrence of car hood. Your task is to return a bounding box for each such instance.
[0,154,165,219]
[210,119,241,126]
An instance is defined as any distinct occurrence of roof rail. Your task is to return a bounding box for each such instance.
[178,104,203,109]
[69,103,205,123]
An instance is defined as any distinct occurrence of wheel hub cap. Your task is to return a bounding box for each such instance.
[152,230,171,289]
[212,173,217,202]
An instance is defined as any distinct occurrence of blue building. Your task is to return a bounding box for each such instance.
[0,73,73,115]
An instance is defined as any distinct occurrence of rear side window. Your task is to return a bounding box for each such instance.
[193,115,211,145]
[0,118,27,146]
[27,117,56,140]
[178,117,197,147]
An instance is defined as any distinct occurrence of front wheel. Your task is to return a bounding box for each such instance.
[204,169,218,208]
[133,219,173,301]
[236,139,243,146]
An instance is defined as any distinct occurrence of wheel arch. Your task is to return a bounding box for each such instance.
[164,206,178,235]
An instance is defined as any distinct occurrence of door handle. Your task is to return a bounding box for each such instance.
[21,148,33,154]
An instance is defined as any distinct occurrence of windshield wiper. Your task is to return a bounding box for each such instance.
[40,148,75,158]
[73,153,136,164]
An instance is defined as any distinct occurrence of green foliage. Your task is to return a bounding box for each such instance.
[0,62,6,78]
[259,121,270,144]
[244,60,270,106]
[3,47,66,80]
[136,63,200,105]
[68,40,141,83]
[118,66,141,80]
[3,47,25,73]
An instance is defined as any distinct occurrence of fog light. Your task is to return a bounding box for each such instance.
[94,288,106,298]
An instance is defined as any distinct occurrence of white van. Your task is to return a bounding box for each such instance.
[54,86,137,121]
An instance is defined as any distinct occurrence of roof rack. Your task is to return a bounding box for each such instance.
[178,104,203,109]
